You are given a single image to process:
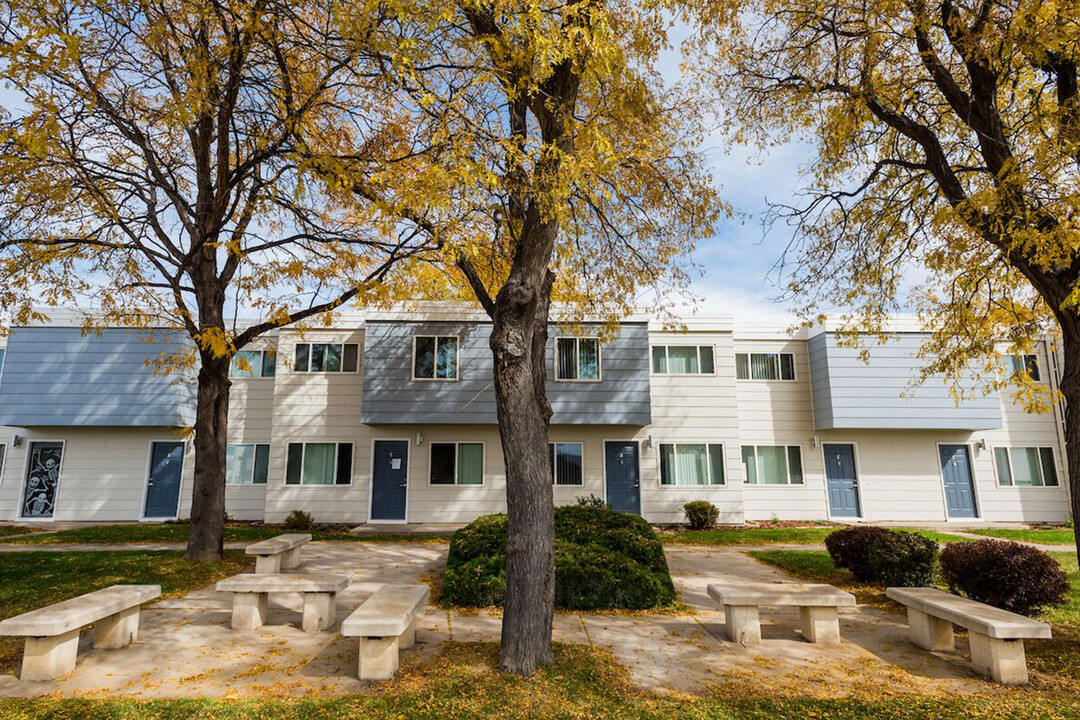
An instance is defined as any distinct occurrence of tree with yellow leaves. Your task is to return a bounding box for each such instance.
[0,0,433,560]
[690,1,1080,555]
[325,0,719,674]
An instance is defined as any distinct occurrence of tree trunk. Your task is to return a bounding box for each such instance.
[491,268,557,676]
[185,354,231,562]
[1058,329,1080,560]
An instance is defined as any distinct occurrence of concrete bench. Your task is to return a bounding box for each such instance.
[887,587,1051,684]
[707,580,856,646]
[0,584,161,681]
[216,573,348,632]
[341,584,430,680]
[245,533,311,573]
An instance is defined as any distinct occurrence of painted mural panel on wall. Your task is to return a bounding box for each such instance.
[21,441,63,518]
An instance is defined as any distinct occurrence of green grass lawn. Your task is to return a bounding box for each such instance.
[661,526,972,546]
[748,548,1080,687]
[2,642,1079,719]
[967,527,1077,545]
[0,526,36,538]
[0,549,251,672]
[0,523,451,545]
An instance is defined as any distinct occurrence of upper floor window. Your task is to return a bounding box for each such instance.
[556,337,600,381]
[229,349,276,378]
[295,343,359,373]
[285,442,353,485]
[549,442,583,485]
[1003,353,1041,381]
[226,443,269,485]
[742,445,803,485]
[659,443,725,486]
[735,352,795,381]
[651,346,715,375]
[413,336,458,380]
[993,446,1058,487]
[430,442,484,485]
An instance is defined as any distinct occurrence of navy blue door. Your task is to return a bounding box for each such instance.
[939,444,978,518]
[372,441,408,521]
[144,442,184,518]
[605,441,641,515]
[824,444,861,518]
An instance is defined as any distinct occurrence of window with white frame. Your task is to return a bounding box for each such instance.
[229,349,277,378]
[226,444,270,485]
[285,442,353,485]
[294,343,359,373]
[651,346,715,375]
[429,442,484,485]
[556,338,600,381]
[741,445,804,485]
[413,336,458,380]
[735,352,795,381]
[993,447,1058,487]
[1003,353,1041,382]
[549,442,583,485]
[659,443,725,485]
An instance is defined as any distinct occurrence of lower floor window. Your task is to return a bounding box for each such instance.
[742,445,803,485]
[22,441,63,518]
[994,447,1058,487]
[660,443,725,485]
[550,442,583,486]
[430,442,484,485]
[226,444,270,485]
[286,442,353,485]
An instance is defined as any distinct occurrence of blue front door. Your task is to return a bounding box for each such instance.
[372,441,408,521]
[939,444,978,519]
[144,442,184,518]
[824,443,861,518]
[605,441,641,515]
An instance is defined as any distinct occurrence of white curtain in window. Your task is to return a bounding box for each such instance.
[226,445,254,484]
[675,444,708,485]
[994,448,1013,485]
[457,443,484,484]
[750,353,778,380]
[303,443,336,484]
[667,346,698,374]
[756,446,788,484]
[741,446,757,483]
[1011,448,1042,486]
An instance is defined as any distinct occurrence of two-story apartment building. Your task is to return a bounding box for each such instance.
[0,304,1070,526]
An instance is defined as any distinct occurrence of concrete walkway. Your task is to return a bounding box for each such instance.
[0,541,1026,699]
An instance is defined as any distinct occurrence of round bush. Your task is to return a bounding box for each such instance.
[442,506,676,610]
[283,509,314,531]
[867,531,938,587]
[683,501,720,530]
[825,526,891,582]
[940,539,1069,615]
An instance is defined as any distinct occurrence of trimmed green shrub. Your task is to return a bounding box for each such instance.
[683,501,720,530]
[443,506,676,610]
[940,539,1069,615]
[867,531,938,587]
[825,526,891,582]
[575,494,607,509]
[284,509,314,531]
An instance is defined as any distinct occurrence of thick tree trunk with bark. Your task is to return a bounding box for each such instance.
[186,353,232,561]
[1057,330,1080,559]
[491,252,558,676]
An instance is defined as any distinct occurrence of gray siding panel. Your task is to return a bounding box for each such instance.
[0,327,196,427]
[808,332,1002,430]
[362,321,651,425]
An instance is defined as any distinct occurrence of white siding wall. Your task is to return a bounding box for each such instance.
[735,339,827,520]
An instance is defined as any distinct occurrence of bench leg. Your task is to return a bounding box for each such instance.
[724,605,761,646]
[907,608,955,651]
[358,636,399,680]
[400,616,416,649]
[232,592,268,631]
[282,547,302,570]
[255,554,282,574]
[21,629,81,681]
[969,632,1029,684]
[93,606,141,649]
[799,606,841,645]
[302,592,336,632]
